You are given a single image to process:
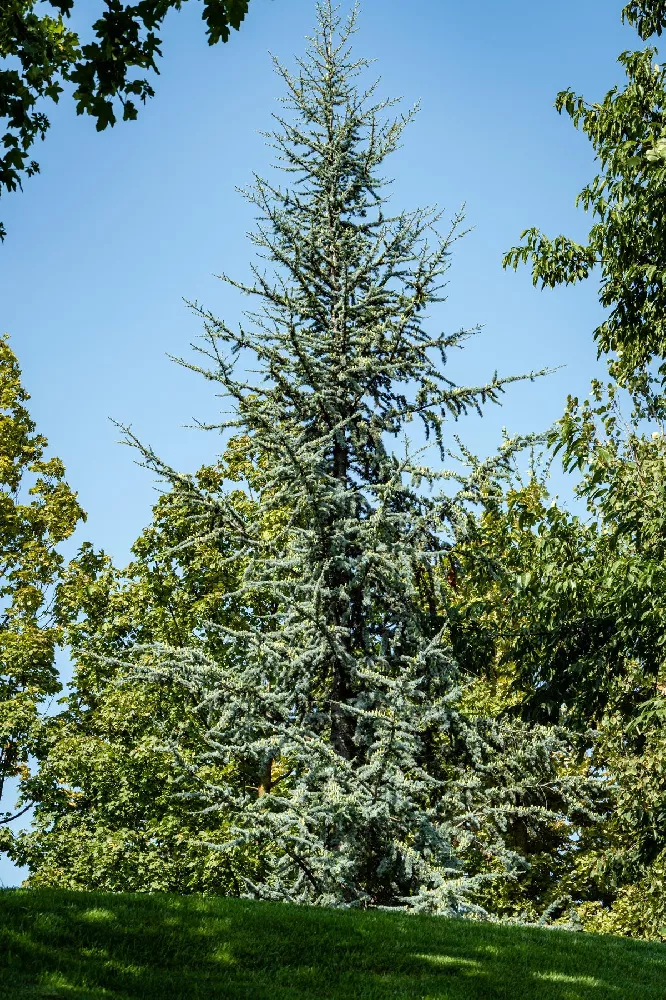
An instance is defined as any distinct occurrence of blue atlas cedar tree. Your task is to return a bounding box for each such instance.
[115,2,600,912]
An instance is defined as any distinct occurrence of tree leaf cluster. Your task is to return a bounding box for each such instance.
[10,440,275,890]
[504,1,666,386]
[450,381,666,936]
[0,333,84,843]
[0,1,250,240]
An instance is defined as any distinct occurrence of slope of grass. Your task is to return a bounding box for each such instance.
[0,888,664,999]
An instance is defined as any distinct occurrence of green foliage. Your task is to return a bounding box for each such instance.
[622,0,666,38]
[0,2,80,240]
[0,1,250,239]
[0,333,84,838]
[438,478,601,923]
[500,6,666,933]
[10,441,269,892]
[451,377,666,938]
[504,1,666,384]
[1,888,665,999]
[67,1,250,131]
[555,384,666,940]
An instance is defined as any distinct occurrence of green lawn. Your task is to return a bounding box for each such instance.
[0,889,663,999]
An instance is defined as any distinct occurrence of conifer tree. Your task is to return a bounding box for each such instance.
[119,2,597,913]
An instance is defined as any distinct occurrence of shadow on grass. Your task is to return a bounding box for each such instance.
[0,889,664,999]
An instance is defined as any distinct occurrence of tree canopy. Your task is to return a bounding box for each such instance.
[504,1,666,385]
[0,0,250,239]
[11,440,274,892]
[0,334,85,842]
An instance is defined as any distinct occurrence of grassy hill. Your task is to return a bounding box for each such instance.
[0,889,664,999]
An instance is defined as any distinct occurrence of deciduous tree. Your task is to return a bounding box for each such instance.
[504,1,666,386]
[455,383,666,937]
[0,1,250,239]
[11,440,271,892]
[0,334,84,845]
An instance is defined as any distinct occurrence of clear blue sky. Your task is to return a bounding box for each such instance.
[0,0,640,884]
